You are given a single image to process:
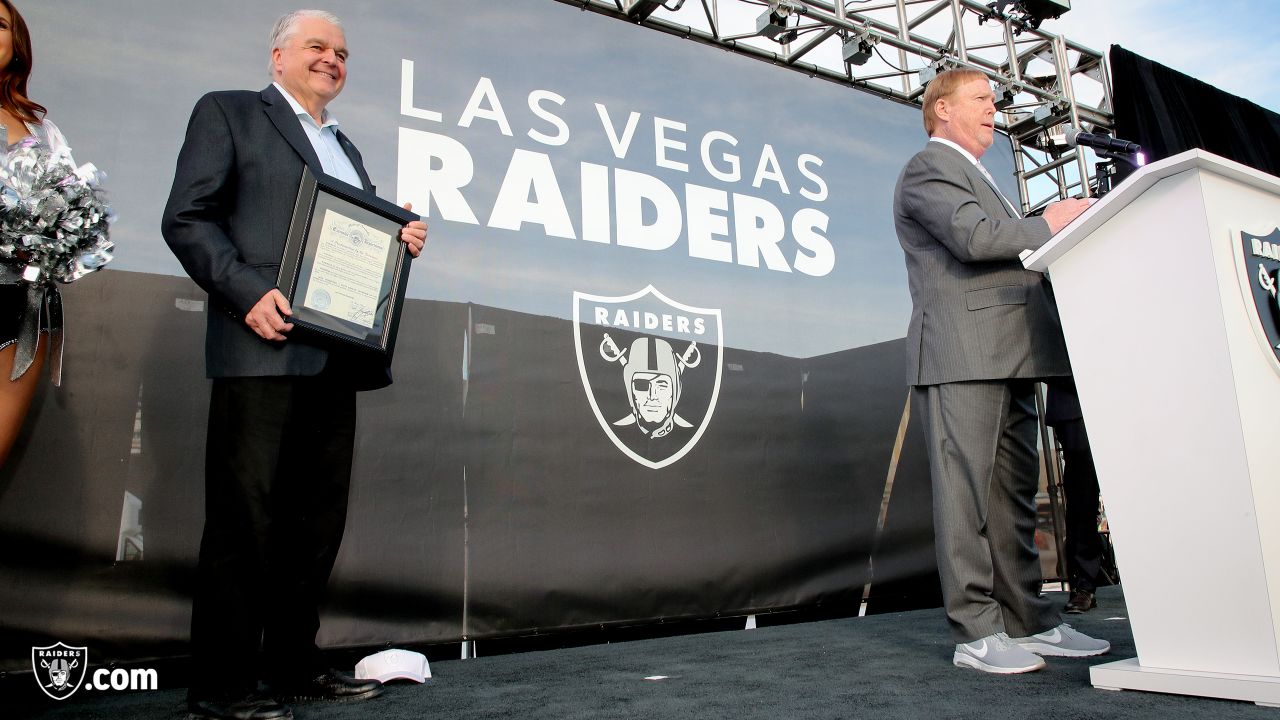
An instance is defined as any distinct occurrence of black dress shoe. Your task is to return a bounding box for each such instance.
[188,692,292,720]
[269,670,382,703]
[1064,588,1097,614]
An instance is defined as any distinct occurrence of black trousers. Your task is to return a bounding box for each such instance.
[1057,419,1105,592]
[190,375,356,698]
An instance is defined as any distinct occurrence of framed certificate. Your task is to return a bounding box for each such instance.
[277,166,418,357]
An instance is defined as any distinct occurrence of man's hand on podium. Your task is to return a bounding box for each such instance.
[1042,197,1095,234]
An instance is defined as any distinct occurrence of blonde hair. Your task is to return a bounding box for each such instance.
[922,68,986,136]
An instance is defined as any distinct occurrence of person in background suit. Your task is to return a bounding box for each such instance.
[161,9,426,720]
[893,68,1109,674]
[1045,379,1108,614]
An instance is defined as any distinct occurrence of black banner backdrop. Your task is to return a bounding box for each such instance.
[0,1,1024,668]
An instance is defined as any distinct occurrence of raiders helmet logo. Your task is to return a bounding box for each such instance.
[1237,227,1280,374]
[574,286,723,469]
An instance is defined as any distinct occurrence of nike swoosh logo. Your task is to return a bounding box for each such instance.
[1037,628,1063,644]
[969,640,988,658]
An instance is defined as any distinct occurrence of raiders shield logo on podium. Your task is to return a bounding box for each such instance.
[1237,227,1280,374]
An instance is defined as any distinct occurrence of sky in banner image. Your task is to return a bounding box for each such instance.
[21,0,950,358]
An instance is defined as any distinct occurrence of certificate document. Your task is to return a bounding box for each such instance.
[303,209,393,329]
[279,166,416,357]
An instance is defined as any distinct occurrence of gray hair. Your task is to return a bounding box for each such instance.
[267,9,344,76]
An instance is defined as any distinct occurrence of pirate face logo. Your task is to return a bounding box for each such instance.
[1237,227,1280,373]
[631,371,674,427]
[574,286,723,469]
[602,334,702,439]
[32,642,87,700]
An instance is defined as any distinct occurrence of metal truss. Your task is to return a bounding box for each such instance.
[551,0,1115,210]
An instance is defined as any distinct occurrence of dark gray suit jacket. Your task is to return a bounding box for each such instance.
[893,140,1070,386]
[162,85,390,389]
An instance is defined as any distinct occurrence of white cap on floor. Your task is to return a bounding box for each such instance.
[355,648,431,683]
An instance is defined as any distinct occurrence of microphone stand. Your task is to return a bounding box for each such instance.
[1091,147,1144,198]
[1094,160,1115,197]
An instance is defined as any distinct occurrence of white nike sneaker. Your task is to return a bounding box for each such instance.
[953,632,1046,674]
[1011,623,1111,657]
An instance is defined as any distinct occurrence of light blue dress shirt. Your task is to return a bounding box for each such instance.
[272,82,363,189]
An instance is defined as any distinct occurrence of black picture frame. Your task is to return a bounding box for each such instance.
[277,166,417,357]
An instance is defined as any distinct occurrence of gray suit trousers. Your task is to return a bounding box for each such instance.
[914,380,1058,643]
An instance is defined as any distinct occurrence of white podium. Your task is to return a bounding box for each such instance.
[1024,150,1280,705]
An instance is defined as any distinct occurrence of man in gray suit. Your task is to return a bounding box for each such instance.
[163,9,426,719]
[893,68,1109,674]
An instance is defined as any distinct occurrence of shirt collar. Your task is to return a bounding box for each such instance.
[929,136,980,167]
[273,81,340,130]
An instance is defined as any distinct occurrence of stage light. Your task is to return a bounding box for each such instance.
[1006,102,1069,142]
[989,0,1070,29]
[841,32,876,67]
[624,0,687,22]
[995,83,1018,110]
[756,10,788,40]
[1021,0,1070,22]
[918,61,950,88]
[625,0,664,21]
[757,0,805,42]
[1031,101,1066,127]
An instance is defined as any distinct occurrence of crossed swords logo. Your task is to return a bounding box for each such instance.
[1259,263,1280,349]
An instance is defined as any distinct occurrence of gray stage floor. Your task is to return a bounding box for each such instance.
[13,587,1271,719]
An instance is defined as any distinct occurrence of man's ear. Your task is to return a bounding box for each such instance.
[933,97,951,123]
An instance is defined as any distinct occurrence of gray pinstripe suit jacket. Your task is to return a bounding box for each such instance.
[893,141,1070,386]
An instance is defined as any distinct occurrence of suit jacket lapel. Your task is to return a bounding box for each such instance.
[971,165,1021,219]
[260,85,323,173]
[261,85,374,194]
[335,130,373,192]
[930,142,1020,219]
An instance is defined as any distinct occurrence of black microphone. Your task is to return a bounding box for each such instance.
[1064,127,1142,155]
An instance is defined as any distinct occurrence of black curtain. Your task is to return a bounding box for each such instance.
[1111,45,1280,178]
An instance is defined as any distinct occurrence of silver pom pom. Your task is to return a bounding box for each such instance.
[0,139,114,286]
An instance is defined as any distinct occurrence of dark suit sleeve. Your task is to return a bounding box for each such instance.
[898,151,1052,263]
[161,93,274,317]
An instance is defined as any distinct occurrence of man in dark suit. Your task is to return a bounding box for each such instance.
[1045,379,1109,614]
[162,10,426,719]
[893,68,1108,674]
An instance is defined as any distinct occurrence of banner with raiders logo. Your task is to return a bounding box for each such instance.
[1238,227,1280,371]
[0,0,1019,667]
